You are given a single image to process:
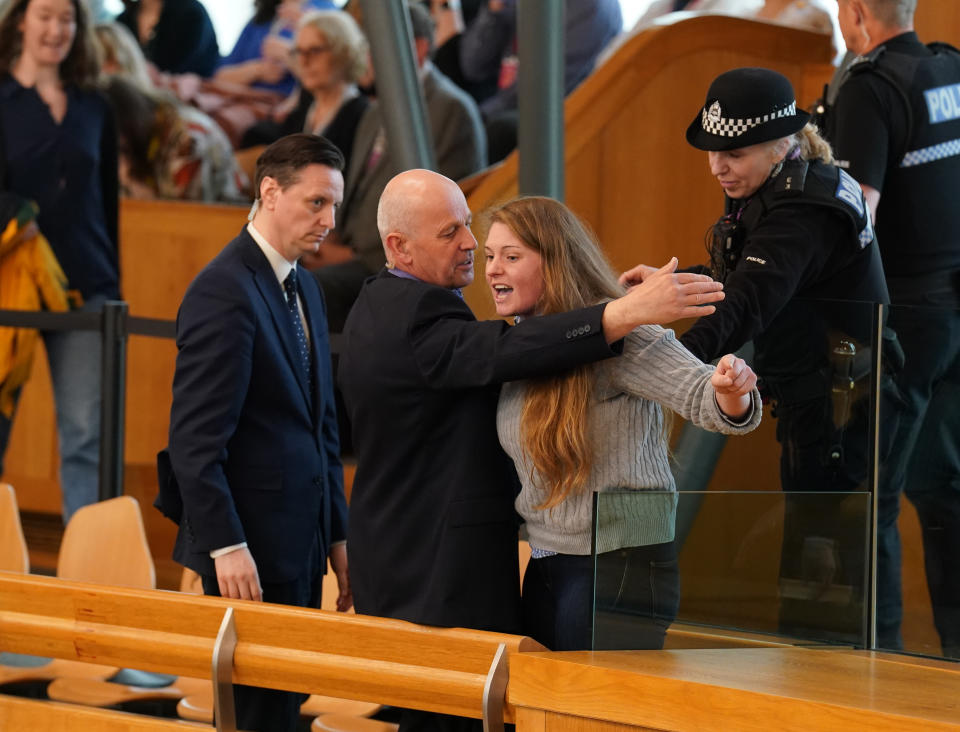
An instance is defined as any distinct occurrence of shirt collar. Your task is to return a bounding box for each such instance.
[248,222,296,287]
[387,267,463,299]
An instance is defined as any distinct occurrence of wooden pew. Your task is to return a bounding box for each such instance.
[0,572,541,725]
[3,573,960,731]
[0,695,209,731]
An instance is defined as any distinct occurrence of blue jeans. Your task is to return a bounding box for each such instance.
[522,541,680,651]
[0,296,105,523]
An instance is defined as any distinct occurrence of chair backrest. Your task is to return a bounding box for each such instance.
[179,567,203,595]
[57,496,155,588]
[0,483,29,573]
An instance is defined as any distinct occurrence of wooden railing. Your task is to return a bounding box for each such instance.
[2,572,959,731]
[0,572,541,730]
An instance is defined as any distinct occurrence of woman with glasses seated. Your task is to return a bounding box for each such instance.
[239,9,369,173]
[214,0,336,97]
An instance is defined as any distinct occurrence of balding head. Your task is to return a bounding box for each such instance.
[377,169,476,289]
[838,0,914,54]
[862,0,915,27]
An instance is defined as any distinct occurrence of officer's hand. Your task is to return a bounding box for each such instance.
[215,547,263,602]
[618,263,658,288]
[329,543,353,612]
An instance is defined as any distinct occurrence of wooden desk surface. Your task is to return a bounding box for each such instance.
[509,648,960,731]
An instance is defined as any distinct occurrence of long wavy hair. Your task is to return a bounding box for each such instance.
[488,197,624,509]
[0,0,100,88]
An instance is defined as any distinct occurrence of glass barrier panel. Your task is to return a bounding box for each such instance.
[671,298,881,497]
[592,491,871,651]
[876,302,960,661]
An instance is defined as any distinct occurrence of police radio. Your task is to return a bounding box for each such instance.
[710,212,744,282]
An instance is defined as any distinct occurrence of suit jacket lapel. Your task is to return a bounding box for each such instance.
[240,233,312,408]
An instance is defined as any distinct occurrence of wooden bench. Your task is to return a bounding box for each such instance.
[0,572,542,731]
[0,694,210,731]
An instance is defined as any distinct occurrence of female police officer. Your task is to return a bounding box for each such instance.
[624,66,890,494]
[621,68,893,636]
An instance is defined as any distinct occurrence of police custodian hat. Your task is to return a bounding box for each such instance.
[686,67,811,151]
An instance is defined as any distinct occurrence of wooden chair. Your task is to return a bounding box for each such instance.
[1,496,156,688]
[0,695,210,731]
[57,495,155,588]
[0,483,28,573]
[312,714,399,732]
[46,675,209,706]
[179,567,203,595]
[234,145,266,189]
[175,685,382,724]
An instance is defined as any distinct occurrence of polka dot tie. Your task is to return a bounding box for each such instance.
[283,270,313,395]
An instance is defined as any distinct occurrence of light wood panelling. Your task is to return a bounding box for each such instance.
[510,650,960,731]
[915,1,960,47]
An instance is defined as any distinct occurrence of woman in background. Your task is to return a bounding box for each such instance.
[485,196,762,651]
[0,0,119,522]
[215,0,336,96]
[116,0,219,77]
[102,76,248,202]
[94,21,154,88]
[240,9,369,173]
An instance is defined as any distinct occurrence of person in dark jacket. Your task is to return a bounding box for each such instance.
[621,68,892,642]
[827,0,960,659]
[116,0,219,76]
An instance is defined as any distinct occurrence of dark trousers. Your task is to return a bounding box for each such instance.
[877,303,960,655]
[200,538,321,732]
[772,375,897,644]
[522,542,679,651]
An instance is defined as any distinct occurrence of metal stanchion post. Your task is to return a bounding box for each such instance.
[99,301,128,502]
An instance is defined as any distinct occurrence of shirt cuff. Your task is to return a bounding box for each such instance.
[330,540,346,548]
[210,542,248,559]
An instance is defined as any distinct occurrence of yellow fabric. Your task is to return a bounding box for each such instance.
[0,215,73,418]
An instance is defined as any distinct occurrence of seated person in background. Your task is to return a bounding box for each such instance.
[457,0,622,161]
[116,0,220,77]
[429,0,497,104]
[308,1,486,335]
[215,0,337,97]
[485,196,761,651]
[95,22,155,90]
[103,76,249,203]
[240,8,370,170]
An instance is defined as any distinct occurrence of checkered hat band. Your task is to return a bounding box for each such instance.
[900,137,960,167]
[701,102,797,138]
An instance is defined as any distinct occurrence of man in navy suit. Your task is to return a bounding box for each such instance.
[165,134,349,732]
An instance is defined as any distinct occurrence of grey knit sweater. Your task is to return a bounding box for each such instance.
[497,324,762,555]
